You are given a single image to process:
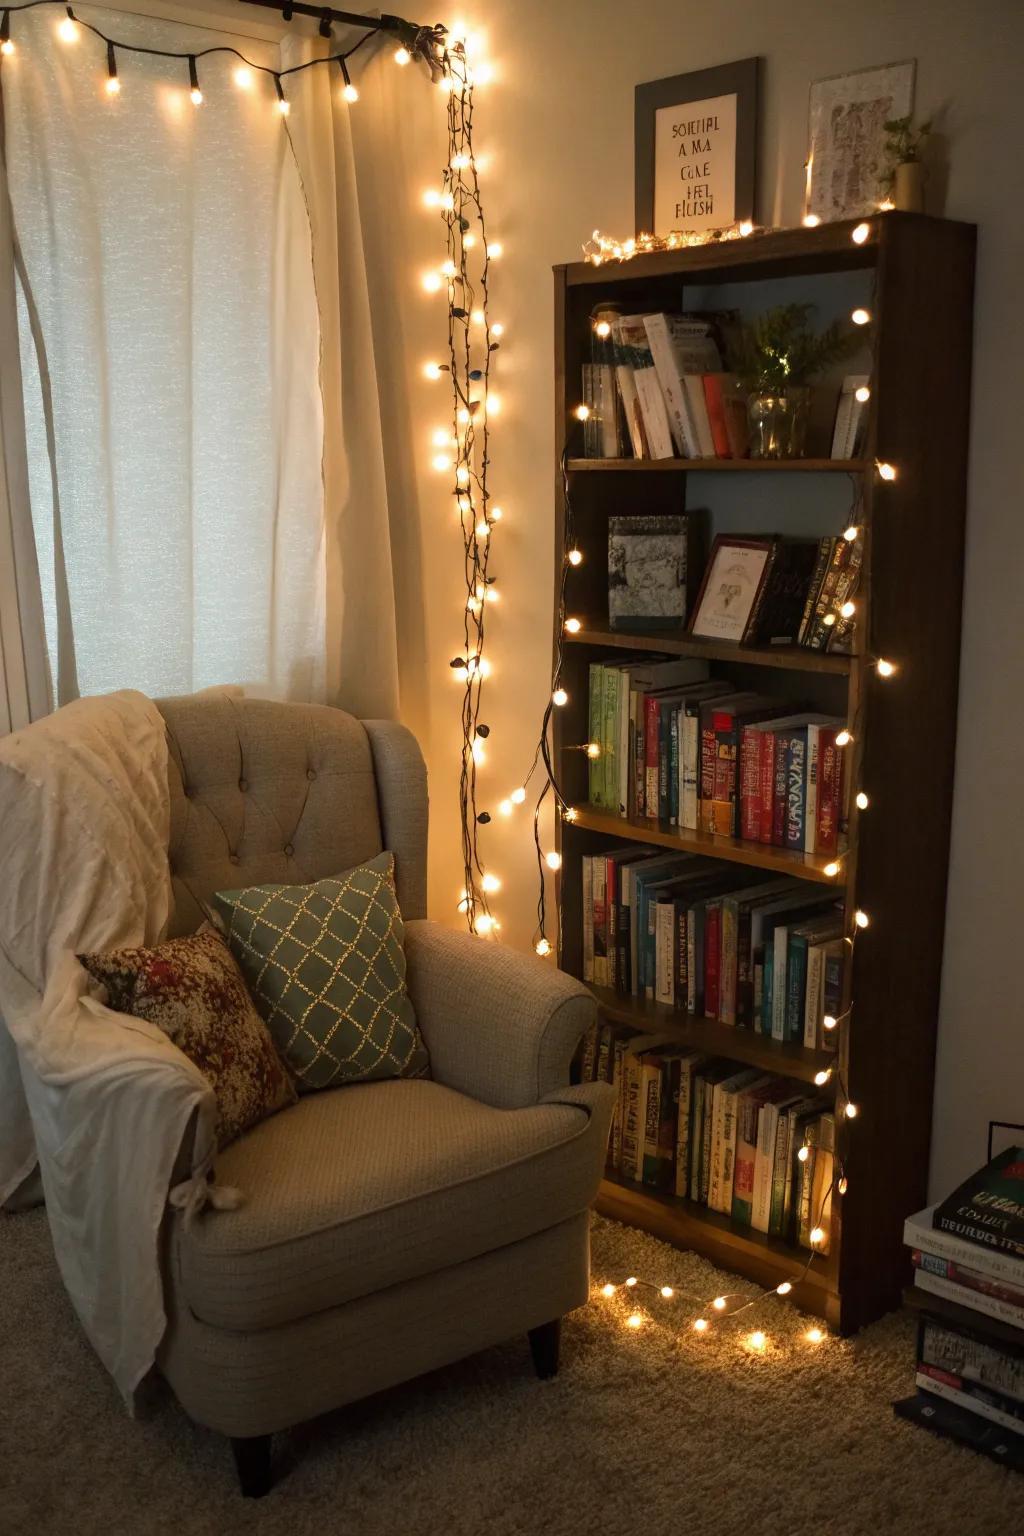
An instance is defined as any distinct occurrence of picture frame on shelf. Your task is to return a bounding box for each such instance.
[635,58,758,239]
[806,60,916,222]
[688,534,775,644]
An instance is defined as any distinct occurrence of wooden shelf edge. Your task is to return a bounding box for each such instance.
[564,627,853,676]
[569,805,846,886]
[567,457,864,473]
[595,1174,837,1322]
[588,983,835,1084]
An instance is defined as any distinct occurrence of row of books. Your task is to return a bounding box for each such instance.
[897,1147,1024,1463]
[582,852,844,1047]
[587,659,848,856]
[590,310,867,463]
[580,1023,835,1251]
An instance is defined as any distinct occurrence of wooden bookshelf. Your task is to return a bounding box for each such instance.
[552,213,976,1334]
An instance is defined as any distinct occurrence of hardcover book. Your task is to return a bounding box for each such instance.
[608,514,692,631]
[934,1146,1024,1260]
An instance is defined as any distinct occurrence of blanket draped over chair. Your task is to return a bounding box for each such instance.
[0,692,222,1404]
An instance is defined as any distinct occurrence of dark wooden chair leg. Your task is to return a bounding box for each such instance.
[528,1318,561,1380]
[231,1434,273,1498]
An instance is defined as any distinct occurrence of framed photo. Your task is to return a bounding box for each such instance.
[635,58,758,238]
[689,535,775,644]
[807,60,915,222]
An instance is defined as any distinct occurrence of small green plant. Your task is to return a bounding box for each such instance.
[880,114,932,194]
[730,304,860,393]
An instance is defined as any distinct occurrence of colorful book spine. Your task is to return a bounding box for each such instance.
[644,695,661,821]
[783,730,808,852]
[704,901,722,1020]
[815,726,842,854]
[739,724,762,842]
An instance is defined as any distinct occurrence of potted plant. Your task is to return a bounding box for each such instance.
[880,114,932,212]
[731,304,860,459]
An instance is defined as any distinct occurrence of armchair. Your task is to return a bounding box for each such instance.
[152,695,614,1495]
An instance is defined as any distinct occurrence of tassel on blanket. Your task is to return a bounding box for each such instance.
[168,1169,243,1228]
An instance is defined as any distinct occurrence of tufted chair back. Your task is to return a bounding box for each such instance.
[156,695,428,938]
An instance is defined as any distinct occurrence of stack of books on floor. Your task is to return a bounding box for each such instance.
[895,1144,1024,1470]
[587,659,848,851]
[581,853,845,1048]
[578,1023,834,1252]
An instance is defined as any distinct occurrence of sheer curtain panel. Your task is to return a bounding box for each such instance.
[2,6,326,702]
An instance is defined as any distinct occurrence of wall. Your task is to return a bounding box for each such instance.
[345,0,1024,1201]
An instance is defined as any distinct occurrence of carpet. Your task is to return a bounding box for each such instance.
[2,1208,1022,1536]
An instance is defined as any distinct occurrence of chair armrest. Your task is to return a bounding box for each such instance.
[404,920,596,1109]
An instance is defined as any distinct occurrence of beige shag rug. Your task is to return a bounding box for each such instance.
[2,1207,1023,1536]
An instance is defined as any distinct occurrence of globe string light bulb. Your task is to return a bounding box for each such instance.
[105,43,119,94]
[776,1281,793,1296]
[552,688,568,707]
[338,58,358,103]
[823,861,841,879]
[0,10,13,55]
[474,913,496,936]
[845,1101,859,1119]
[876,460,897,481]
[855,385,871,403]
[843,525,859,542]
[814,1068,833,1087]
[585,741,601,759]
[851,307,871,326]
[854,909,870,929]
[748,1331,767,1350]
[234,65,254,89]
[625,1276,638,1288]
[660,1286,674,1299]
[58,7,78,43]
[835,728,853,748]
[535,937,552,957]
[809,1227,825,1247]
[712,1296,726,1311]
[567,548,583,566]
[738,220,754,236]
[856,791,870,811]
[574,404,590,422]
[806,1327,825,1344]
[797,1144,811,1163]
[564,617,582,634]
[594,319,612,339]
[562,806,578,823]
[600,1282,615,1298]
[481,873,501,894]
[394,45,411,65]
[803,212,820,227]
[188,56,202,106]
[510,786,526,805]
[876,657,897,678]
[626,1313,644,1330]
[545,851,562,872]
[851,222,870,244]
[693,1318,709,1333]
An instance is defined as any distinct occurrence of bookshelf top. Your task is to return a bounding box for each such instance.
[556,211,973,289]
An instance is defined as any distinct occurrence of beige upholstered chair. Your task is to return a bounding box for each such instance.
[154,695,614,1496]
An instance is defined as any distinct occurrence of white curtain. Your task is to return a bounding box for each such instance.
[2,5,326,702]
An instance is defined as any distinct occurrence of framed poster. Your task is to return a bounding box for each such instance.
[806,60,915,222]
[688,536,775,644]
[635,58,758,238]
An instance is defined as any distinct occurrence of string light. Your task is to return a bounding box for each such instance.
[57,6,77,43]
[748,1331,767,1350]
[564,617,582,634]
[480,872,501,893]
[823,1014,838,1031]
[273,74,289,116]
[851,222,870,244]
[738,219,754,236]
[188,55,202,107]
[844,1102,859,1119]
[712,1296,727,1311]
[534,937,552,957]
[814,1068,833,1087]
[876,460,897,481]
[626,1313,644,1329]
[875,658,897,678]
[545,851,561,871]
[567,548,583,566]
[806,1327,825,1344]
[486,241,503,258]
[854,385,871,403]
[854,909,870,929]
[809,1227,826,1247]
[585,741,601,759]
[660,1286,674,1299]
[855,791,870,810]
[423,361,445,381]
[552,688,568,707]
[1,10,14,54]
[851,307,871,326]
[394,45,411,65]
[797,1144,811,1163]
[776,1282,793,1296]
[105,41,118,94]
[625,1277,637,1288]
[600,1283,615,1298]
[233,65,253,90]
[823,860,841,879]
[693,1318,709,1333]
[510,787,526,805]
[338,57,358,103]
[835,728,853,747]
[843,526,859,543]
[803,213,821,228]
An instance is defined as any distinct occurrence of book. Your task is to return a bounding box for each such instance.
[803,539,854,651]
[622,314,676,459]
[830,374,870,460]
[919,1317,1024,1407]
[746,541,822,649]
[913,1263,1024,1331]
[643,313,723,458]
[934,1146,1024,1260]
[915,1364,1024,1437]
[610,316,650,459]
[894,1390,1024,1471]
[608,514,691,631]
[905,1205,1024,1286]
[797,538,835,646]
[702,372,747,459]
[710,1068,767,1215]
[673,1052,705,1198]
[620,1051,645,1181]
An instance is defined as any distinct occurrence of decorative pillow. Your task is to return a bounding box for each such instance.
[212,851,429,1092]
[78,925,296,1147]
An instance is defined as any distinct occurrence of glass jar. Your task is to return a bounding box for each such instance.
[747,386,812,459]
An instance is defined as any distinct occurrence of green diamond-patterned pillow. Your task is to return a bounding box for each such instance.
[213,852,429,1092]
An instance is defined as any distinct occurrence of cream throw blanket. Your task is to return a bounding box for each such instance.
[0,692,223,1404]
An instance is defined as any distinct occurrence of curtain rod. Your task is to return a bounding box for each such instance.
[236,1,432,36]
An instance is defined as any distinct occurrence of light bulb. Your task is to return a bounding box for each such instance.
[481,873,501,893]
[838,1177,849,1195]
[463,233,476,250]
[574,404,590,421]
[545,851,562,871]
[567,548,583,566]
[394,46,411,65]
[876,460,897,481]
[441,259,457,278]
[625,1277,637,1288]
[441,192,455,211]
[343,83,359,103]
[535,937,552,957]
[491,323,504,338]
[423,362,444,381]
[486,393,501,415]
[552,688,568,707]
[423,189,442,208]
[594,320,612,339]
[856,791,869,810]
[803,213,820,228]
[489,506,503,521]
[851,222,870,244]
[626,1313,643,1329]
[457,408,471,425]
[739,219,754,236]
[797,1144,811,1162]
[191,87,203,106]
[422,272,443,294]
[487,242,503,259]
[600,1283,615,1298]
[806,1327,824,1343]
[277,98,291,116]
[876,658,897,677]
[564,617,582,634]
[437,75,454,94]
[878,197,896,211]
[693,1318,708,1333]
[471,738,485,763]
[432,454,451,473]
[809,1227,825,1246]
[234,66,254,89]
[749,1331,766,1349]
[776,1281,793,1296]
[835,729,852,747]
[498,799,513,817]
[474,913,496,935]
[585,742,601,758]
[712,1296,726,1311]
[510,787,526,805]
[106,76,121,96]
[855,385,871,403]
[471,308,485,325]
[851,307,871,326]
[563,807,578,823]
[660,1286,674,1299]
[843,526,859,542]
[823,861,840,879]
[845,1102,859,1119]
[0,39,12,57]
[823,1014,837,1031]
[58,16,78,43]
[814,1068,832,1087]
[854,909,870,929]
[450,152,471,169]
[823,612,836,628]
[475,521,490,538]
[456,466,471,486]
[840,600,856,619]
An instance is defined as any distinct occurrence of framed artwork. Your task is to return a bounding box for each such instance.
[635,59,758,238]
[689,535,775,644]
[806,60,915,222]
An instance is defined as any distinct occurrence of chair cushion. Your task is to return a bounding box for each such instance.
[213,853,429,1092]
[78,925,296,1148]
[175,1079,596,1331]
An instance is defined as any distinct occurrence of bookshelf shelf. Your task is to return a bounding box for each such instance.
[553,212,976,1333]
[565,627,853,676]
[572,805,844,885]
[588,985,835,1084]
[568,457,864,473]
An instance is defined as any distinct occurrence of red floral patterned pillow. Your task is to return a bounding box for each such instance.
[78,925,296,1147]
